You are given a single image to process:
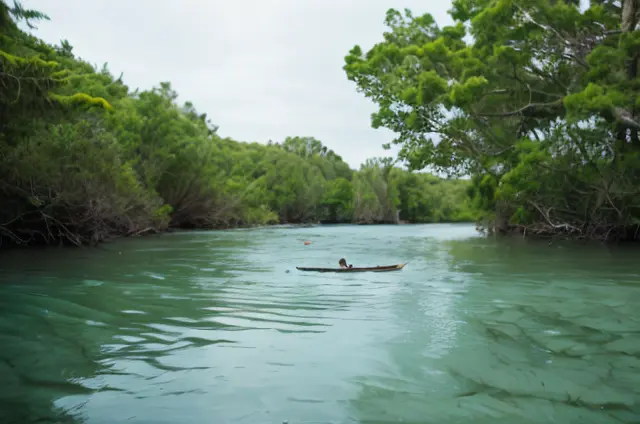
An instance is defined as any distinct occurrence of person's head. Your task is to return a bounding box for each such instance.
[338,258,347,267]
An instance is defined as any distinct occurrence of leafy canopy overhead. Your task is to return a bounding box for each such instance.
[344,0,640,240]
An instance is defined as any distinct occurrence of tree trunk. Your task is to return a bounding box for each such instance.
[623,0,640,146]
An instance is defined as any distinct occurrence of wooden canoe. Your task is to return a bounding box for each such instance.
[296,263,407,273]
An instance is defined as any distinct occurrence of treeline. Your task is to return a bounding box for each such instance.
[345,1,640,242]
[0,2,475,247]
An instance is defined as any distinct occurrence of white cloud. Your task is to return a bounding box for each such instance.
[22,0,453,168]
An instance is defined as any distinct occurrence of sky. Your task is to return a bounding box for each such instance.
[22,0,454,169]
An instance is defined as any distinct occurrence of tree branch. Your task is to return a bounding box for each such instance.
[614,106,640,129]
[473,99,563,117]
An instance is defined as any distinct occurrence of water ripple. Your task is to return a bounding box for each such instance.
[0,224,639,423]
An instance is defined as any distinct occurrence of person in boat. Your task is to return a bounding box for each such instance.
[339,258,353,269]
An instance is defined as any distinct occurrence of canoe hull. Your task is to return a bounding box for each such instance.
[296,263,407,273]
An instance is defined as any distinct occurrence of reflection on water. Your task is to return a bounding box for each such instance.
[0,224,639,423]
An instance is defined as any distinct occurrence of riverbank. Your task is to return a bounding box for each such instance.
[477,220,640,244]
[8,216,637,254]
[0,219,481,251]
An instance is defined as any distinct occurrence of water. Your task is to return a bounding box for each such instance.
[0,224,639,424]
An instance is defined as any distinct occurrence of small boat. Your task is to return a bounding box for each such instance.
[296,263,407,273]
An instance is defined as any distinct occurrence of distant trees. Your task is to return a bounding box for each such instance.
[0,1,476,247]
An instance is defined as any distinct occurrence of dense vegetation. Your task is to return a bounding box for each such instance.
[345,0,640,241]
[0,1,475,248]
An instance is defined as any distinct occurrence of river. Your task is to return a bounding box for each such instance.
[0,224,639,423]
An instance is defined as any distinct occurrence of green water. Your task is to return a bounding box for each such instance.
[1,224,639,424]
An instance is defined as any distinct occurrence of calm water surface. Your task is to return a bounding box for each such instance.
[1,224,639,423]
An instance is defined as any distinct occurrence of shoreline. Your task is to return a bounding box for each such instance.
[477,222,640,245]
[0,220,479,251]
[5,219,640,252]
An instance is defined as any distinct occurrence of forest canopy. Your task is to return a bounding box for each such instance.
[344,0,640,241]
[0,1,475,247]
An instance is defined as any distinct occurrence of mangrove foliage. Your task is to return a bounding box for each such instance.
[0,1,475,247]
[345,0,640,241]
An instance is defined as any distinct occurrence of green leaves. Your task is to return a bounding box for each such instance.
[0,3,112,149]
[417,71,449,104]
[5,1,49,29]
[346,0,640,239]
[448,76,489,108]
[0,0,479,246]
[564,83,627,120]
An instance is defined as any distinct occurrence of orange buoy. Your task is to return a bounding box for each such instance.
[304,240,311,245]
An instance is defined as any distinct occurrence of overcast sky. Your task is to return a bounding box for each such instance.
[23,0,453,169]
